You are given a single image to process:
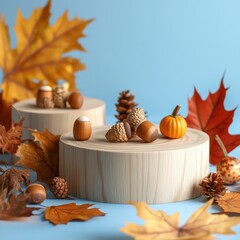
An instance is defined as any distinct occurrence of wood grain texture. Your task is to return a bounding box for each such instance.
[12,97,105,140]
[60,126,209,204]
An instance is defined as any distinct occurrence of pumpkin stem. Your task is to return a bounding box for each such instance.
[215,134,228,158]
[172,105,181,117]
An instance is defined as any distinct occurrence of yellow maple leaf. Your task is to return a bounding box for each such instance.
[121,199,240,240]
[15,129,60,185]
[45,203,105,225]
[0,0,92,103]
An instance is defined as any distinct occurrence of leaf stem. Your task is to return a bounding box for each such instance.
[212,211,240,217]
[215,134,228,158]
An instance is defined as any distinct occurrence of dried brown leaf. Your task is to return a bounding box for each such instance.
[121,199,240,239]
[45,203,105,225]
[0,117,24,153]
[217,192,240,213]
[0,190,40,220]
[16,129,60,185]
[0,168,30,194]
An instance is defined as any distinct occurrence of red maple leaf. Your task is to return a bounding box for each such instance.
[185,78,240,165]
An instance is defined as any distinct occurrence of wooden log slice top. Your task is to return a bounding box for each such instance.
[60,126,209,204]
[12,97,106,139]
[61,126,209,152]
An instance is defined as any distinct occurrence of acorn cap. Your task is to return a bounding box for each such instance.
[37,97,55,109]
[105,122,131,142]
[53,85,70,108]
[126,108,146,131]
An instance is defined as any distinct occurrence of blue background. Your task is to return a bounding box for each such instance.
[1,1,240,239]
[1,0,240,125]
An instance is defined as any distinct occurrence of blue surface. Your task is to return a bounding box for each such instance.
[0,165,240,240]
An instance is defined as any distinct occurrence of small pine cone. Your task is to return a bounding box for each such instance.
[115,90,138,122]
[50,177,68,198]
[199,172,227,200]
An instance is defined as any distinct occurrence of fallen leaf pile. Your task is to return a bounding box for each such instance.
[0,189,40,220]
[0,118,24,154]
[0,0,92,128]
[45,203,106,225]
[185,78,240,164]
[0,167,30,194]
[121,199,240,239]
[16,129,60,185]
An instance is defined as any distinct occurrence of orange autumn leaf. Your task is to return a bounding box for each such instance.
[185,78,240,164]
[121,199,240,240]
[16,129,60,185]
[0,117,24,154]
[0,0,92,127]
[45,203,105,225]
[217,192,240,213]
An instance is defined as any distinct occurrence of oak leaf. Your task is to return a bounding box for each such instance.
[0,0,92,127]
[217,192,240,213]
[0,117,24,153]
[0,189,40,220]
[0,167,30,194]
[16,129,60,185]
[121,199,240,240]
[185,78,240,164]
[45,203,105,225]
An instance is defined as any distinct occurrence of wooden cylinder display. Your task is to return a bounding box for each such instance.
[12,97,105,139]
[60,126,209,204]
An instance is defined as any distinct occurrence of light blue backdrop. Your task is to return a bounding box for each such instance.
[1,0,240,143]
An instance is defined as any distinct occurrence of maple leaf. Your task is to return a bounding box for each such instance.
[0,167,30,194]
[16,129,60,185]
[0,0,92,127]
[217,192,240,213]
[185,78,240,164]
[0,189,40,220]
[121,199,240,240]
[45,203,105,225]
[0,117,24,153]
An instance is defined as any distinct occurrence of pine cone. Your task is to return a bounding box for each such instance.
[115,90,138,122]
[50,177,68,198]
[199,172,227,200]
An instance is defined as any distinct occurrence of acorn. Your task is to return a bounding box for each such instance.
[68,92,84,109]
[136,120,158,143]
[73,116,92,141]
[25,183,46,204]
[126,108,146,133]
[36,85,54,108]
[215,134,240,184]
[105,122,132,142]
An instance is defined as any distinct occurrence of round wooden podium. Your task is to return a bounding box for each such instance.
[12,97,105,139]
[60,126,209,204]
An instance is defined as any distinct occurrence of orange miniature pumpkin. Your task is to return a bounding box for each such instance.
[159,105,187,139]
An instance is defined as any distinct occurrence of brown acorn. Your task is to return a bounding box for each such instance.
[136,120,158,143]
[215,134,240,184]
[25,183,46,204]
[68,92,84,109]
[105,122,132,142]
[73,116,92,141]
